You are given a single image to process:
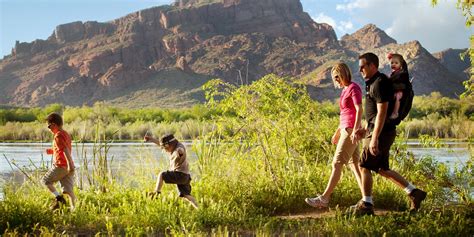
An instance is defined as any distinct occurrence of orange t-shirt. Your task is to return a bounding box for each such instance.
[53,130,73,168]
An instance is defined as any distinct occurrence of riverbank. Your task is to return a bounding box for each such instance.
[1,77,472,235]
[0,92,473,141]
[0,140,470,176]
[1,139,472,235]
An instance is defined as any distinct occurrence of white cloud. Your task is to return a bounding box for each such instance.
[314,12,337,28]
[385,26,394,36]
[311,12,355,37]
[336,0,370,12]
[337,20,354,32]
[336,0,472,52]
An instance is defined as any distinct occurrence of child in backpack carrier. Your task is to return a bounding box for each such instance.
[387,53,410,120]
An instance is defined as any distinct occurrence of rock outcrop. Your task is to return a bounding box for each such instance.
[368,41,465,97]
[433,48,470,80]
[311,24,467,98]
[54,21,116,43]
[340,24,397,52]
[0,0,342,107]
[0,1,468,107]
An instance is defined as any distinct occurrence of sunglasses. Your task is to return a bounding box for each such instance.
[47,123,54,129]
[359,62,372,71]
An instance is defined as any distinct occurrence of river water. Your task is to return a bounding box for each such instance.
[0,141,471,200]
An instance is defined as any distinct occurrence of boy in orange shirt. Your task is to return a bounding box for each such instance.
[41,113,76,210]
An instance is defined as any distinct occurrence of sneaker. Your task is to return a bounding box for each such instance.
[408,188,427,211]
[348,202,358,210]
[351,200,374,216]
[305,195,329,208]
[50,195,67,210]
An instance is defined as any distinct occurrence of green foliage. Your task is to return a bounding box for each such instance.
[419,134,444,148]
[204,74,336,165]
[0,74,473,235]
[1,90,473,140]
[0,103,63,125]
[400,92,474,139]
[409,92,474,118]
[0,194,54,233]
[0,103,217,125]
[0,103,219,141]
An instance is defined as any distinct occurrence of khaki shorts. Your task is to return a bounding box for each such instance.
[41,166,75,194]
[333,128,360,165]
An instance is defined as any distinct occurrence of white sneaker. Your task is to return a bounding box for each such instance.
[348,201,359,212]
[305,195,329,208]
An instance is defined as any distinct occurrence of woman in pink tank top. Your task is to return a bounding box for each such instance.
[305,62,364,209]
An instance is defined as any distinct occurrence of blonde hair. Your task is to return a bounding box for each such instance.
[331,62,352,88]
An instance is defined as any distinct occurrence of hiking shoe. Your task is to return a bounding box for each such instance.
[408,188,427,211]
[50,195,67,210]
[305,195,329,208]
[351,200,374,216]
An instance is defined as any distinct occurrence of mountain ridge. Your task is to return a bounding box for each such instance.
[0,0,469,107]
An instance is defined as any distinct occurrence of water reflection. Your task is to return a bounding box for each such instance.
[0,141,470,201]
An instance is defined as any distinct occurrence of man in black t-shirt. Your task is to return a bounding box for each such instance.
[352,53,427,215]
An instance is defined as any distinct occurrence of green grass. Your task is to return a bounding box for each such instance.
[1,75,473,235]
[1,136,472,235]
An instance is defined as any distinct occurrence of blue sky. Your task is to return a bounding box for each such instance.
[0,0,471,58]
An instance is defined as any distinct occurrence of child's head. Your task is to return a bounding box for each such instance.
[331,62,352,88]
[159,134,178,152]
[387,53,408,72]
[46,112,63,133]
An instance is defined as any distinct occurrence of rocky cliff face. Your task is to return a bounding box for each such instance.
[306,24,467,99]
[340,24,397,52]
[0,0,340,107]
[433,48,470,79]
[368,41,465,97]
[0,0,468,107]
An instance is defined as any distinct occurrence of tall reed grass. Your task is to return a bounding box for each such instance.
[1,92,473,141]
[0,75,472,235]
[0,119,214,141]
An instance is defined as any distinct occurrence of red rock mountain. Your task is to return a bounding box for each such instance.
[340,24,397,52]
[433,48,470,79]
[307,25,468,99]
[0,0,469,107]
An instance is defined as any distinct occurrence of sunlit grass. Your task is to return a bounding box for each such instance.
[1,75,472,235]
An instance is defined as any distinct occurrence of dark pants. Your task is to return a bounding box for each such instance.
[162,171,192,197]
[360,129,397,172]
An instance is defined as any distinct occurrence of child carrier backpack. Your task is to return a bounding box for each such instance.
[390,72,414,126]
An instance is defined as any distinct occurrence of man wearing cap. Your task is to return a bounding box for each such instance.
[145,134,198,209]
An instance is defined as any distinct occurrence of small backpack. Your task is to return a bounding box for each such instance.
[389,71,414,126]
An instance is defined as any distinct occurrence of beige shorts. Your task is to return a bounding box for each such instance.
[41,166,75,194]
[333,127,360,165]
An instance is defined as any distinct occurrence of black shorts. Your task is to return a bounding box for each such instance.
[162,171,192,197]
[360,129,397,172]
